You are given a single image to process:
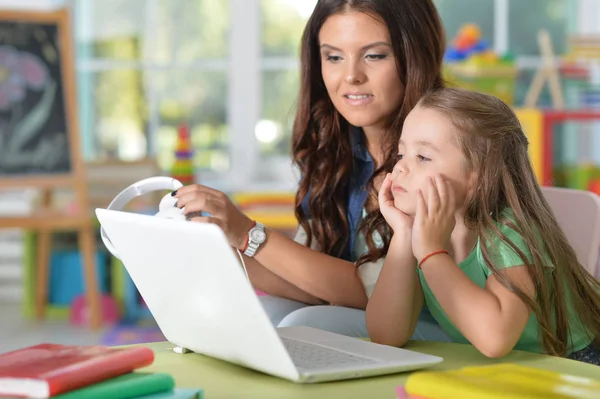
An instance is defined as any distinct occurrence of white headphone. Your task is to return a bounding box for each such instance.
[100,176,184,259]
[100,176,251,282]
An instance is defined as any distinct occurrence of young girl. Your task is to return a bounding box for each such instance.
[366,87,600,364]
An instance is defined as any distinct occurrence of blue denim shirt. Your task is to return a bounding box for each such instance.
[300,126,374,262]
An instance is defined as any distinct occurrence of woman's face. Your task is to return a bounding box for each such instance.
[319,11,404,132]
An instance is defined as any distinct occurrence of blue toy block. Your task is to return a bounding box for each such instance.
[444,48,467,62]
[473,38,489,52]
[49,250,108,306]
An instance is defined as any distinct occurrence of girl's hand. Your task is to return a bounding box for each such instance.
[378,173,413,233]
[173,184,254,249]
[412,175,457,261]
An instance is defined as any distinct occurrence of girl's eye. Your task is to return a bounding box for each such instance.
[365,54,387,61]
[417,155,431,162]
[396,153,404,161]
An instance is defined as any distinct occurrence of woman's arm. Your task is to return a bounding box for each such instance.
[241,255,325,305]
[366,231,423,346]
[251,229,367,309]
[173,184,367,309]
[420,254,534,358]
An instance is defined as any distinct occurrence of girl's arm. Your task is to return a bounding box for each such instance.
[250,229,368,309]
[366,231,423,346]
[420,255,535,358]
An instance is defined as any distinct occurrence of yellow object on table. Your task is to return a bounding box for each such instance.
[405,363,600,399]
[131,341,600,399]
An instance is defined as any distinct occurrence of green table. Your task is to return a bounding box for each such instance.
[136,341,599,398]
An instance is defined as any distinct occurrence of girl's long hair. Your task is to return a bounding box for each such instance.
[418,87,600,356]
[293,0,445,263]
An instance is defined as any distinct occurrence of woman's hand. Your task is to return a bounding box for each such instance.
[412,175,457,262]
[378,173,413,234]
[173,184,254,249]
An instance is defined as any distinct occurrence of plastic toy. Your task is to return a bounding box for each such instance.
[444,23,517,105]
[171,123,195,185]
[69,294,120,327]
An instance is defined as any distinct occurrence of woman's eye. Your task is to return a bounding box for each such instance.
[365,54,387,61]
[326,55,342,62]
[417,155,431,162]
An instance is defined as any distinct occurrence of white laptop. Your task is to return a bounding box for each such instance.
[95,208,443,383]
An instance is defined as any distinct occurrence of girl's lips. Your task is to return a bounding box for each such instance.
[392,185,407,193]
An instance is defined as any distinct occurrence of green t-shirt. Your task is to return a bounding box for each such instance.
[418,212,592,354]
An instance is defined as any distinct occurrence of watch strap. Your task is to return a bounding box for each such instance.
[243,222,265,257]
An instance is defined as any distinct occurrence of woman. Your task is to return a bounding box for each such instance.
[173,0,449,339]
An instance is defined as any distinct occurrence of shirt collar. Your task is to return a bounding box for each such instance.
[351,125,373,163]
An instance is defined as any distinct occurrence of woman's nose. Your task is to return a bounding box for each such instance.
[344,61,366,85]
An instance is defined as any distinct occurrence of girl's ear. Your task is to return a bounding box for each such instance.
[466,170,478,198]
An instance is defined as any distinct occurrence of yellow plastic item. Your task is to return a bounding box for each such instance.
[231,191,297,230]
[405,363,600,399]
[514,108,544,184]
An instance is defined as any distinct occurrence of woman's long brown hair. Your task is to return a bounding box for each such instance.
[292,0,446,263]
[418,87,600,356]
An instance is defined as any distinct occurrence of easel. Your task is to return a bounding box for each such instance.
[0,9,101,328]
[524,29,565,109]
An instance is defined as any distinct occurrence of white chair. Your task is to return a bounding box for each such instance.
[541,186,600,278]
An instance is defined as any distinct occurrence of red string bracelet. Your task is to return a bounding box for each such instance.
[418,249,449,269]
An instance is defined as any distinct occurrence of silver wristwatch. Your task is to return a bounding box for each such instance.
[243,222,266,257]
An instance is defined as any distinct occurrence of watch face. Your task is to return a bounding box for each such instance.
[250,228,266,243]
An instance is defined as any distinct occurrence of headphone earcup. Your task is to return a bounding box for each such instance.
[156,192,186,220]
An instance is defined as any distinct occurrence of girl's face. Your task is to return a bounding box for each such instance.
[391,106,473,216]
[318,12,404,132]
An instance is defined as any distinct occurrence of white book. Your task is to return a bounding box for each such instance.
[0,229,24,240]
[0,285,23,303]
[0,263,23,280]
[0,241,23,259]
[0,189,38,216]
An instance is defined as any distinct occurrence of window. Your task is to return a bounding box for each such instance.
[74,0,229,176]
[73,0,576,190]
[508,0,568,56]
[256,0,317,185]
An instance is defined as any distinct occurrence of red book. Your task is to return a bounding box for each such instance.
[0,343,154,398]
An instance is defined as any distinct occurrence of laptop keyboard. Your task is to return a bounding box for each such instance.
[280,336,379,370]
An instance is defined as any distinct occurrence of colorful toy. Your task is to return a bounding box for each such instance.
[589,179,600,196]
[69,294,120,327]
[543,110,600,186]
[101,324,166,346]
[554,164,600,192]
[171,123,195,185]
[444,23,517,105]
[446,23,493,62]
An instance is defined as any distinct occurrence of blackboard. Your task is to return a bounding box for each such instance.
[0,10,99,329]
[0,10,76,179]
